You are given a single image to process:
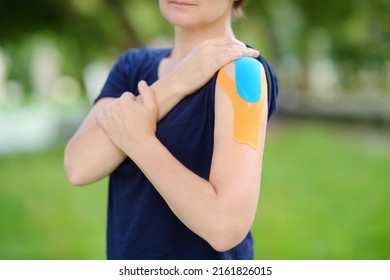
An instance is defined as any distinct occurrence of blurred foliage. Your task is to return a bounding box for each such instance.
[0,0,389,95]
[0,121,389,259]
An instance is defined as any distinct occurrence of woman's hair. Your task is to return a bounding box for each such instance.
[233,0,247,19]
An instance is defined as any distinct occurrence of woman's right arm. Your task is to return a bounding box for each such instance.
[64,72,188,186]
[64,70,186,186]
[64,38,259,186]
[64,97,124,186]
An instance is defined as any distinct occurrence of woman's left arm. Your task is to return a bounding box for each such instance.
[97,62,268,252]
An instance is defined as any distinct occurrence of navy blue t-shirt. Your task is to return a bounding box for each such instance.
[96,47,278,260]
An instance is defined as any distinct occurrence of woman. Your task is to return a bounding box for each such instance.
[64,0,278,260]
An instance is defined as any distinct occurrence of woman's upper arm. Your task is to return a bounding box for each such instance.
[209,58,268,229]
[64,97,126,185]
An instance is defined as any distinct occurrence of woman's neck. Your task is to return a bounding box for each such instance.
[171,18,235,62]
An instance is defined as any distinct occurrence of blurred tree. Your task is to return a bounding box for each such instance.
[0,0,388,99]
[106,0,142,47]
[0,0,67,40]
[245,0,389,97]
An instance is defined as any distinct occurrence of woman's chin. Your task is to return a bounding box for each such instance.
[164,14,199,29]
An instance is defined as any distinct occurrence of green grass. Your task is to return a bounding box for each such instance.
[0,120,389,259]
[0,146,107,259]
[253,120,390,259]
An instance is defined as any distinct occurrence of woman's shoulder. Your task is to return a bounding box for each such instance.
[256,55,279,120]
[219,55,279,120]
[256,56,278,84]
[109,47,171,79]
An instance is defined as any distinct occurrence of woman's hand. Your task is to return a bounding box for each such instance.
[173,37,259,96]
[141,37,258,121]
[96,81,158,153]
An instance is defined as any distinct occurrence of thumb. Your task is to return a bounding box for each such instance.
[138,80,157,110]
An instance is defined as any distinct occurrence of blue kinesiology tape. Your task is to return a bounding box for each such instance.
[234,57,262,103]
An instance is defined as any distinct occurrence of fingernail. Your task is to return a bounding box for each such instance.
[138,80,148,90]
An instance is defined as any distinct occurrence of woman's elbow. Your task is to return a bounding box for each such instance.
[64,162,88,186]
[64,152,90,186]
[208,223,249,252]
[65,172,88,186]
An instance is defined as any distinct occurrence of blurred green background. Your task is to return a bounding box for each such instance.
[0,0,389,259]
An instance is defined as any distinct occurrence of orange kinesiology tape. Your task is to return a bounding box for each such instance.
[216,66,266,149]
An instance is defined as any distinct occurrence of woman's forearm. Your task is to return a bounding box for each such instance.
[122,137,248,252]
[64,74,188,186]
[151,70,186,121]
[64,121,126,186]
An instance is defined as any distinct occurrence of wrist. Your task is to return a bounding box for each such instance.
[168,68,189,96]
[123,136,160,161]
[153,71,187,99]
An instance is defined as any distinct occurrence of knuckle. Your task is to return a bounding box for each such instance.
[122,93,131,101]
[233,39,245,46]
[226,52,236,60]
[122,91,133,99]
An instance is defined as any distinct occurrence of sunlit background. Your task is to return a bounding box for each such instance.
[0,0,389,259]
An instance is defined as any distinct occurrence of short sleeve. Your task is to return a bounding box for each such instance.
[258,56,279,122]
[94,51,135,103]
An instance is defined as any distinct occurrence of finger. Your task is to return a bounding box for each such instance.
[137,80,157,110]
[209,47,259,71]
[243,47,260,58]
[118,92,136,110]
[135,94,143,104]
[214,37,245,47]
[120,91,136,102]
[217,46,249,65]
[209,52,240,71]
[231,38,247,47]
[229,44,260,57]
